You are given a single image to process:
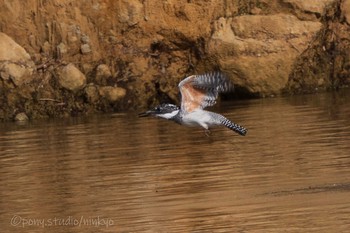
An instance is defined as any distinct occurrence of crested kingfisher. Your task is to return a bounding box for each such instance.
[139,72,247,136]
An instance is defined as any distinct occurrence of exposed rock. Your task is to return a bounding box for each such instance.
[81,44,92,54]
[0,0,348,121]
[99,86,126,102]
[67,25,81,43]
[41,41,51,55]
[84,84,99,103]
[81,34,90,44]
[28,34,37,48]
[95,64,112,85]
[5,63,29,86]
[14,112,29,122]
[0,33,32,62]
[287,0,350,93]
[209,14,322,95]
[118,0,144,26]
[58,63,86,91]
[0,70,10,80]
[0,32,35,86]
[57,42,67,55]
[342,0,350,24]
[282,0,335,15]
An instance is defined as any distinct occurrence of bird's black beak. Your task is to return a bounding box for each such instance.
[138,110,155,117]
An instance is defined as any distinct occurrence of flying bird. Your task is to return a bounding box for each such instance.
[139,72,247,136]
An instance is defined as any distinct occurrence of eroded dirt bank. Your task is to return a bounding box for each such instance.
[0,0,349,121]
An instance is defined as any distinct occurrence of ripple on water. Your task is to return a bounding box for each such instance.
[1,91,350,232]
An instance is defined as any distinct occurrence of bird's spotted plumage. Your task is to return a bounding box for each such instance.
[139,72,247,136]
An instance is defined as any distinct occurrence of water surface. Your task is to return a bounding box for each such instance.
[1,90,350,232]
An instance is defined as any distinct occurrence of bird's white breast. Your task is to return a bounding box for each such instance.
[158,110,179,119]
[181,110,215,128]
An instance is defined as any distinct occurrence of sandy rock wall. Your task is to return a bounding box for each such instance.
[287,0,350,93]
[209,14,322,95]
[0,0,349,120]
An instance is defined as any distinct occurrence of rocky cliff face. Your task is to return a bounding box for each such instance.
[0,0,349,121]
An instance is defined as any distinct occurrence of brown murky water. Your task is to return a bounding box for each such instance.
[1,90,350,233]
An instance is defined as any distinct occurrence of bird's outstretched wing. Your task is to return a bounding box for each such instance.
[178,72,234,113]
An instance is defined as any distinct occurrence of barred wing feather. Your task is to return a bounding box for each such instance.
[178,72,234,113]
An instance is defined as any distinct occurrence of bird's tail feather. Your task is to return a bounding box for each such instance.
[221,118,247,136]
